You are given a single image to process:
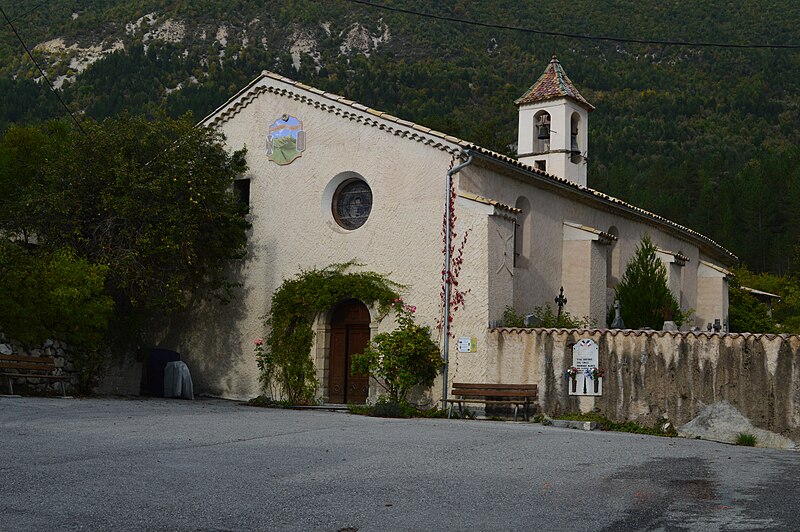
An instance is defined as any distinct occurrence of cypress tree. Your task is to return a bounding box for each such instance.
[615,235,682,329]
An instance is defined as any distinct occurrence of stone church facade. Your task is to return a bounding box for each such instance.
[159,57,735,403]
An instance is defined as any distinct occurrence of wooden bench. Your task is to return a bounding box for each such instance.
[445,382,538,421]
[0,354,70,397]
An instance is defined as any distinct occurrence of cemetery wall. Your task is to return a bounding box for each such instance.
[486,328,800,440]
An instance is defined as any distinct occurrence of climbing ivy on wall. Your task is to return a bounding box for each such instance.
[262,261,401,404]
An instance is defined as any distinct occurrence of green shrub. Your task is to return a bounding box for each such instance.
[615,235,685,329]
[246,395,292,408]
[351,298,443,404]
[728,274,777,333]
[736,432,758,446]
[368,397,411,418]
[348,397,447,418]
[555,412,678,437]
[503,304,595,328]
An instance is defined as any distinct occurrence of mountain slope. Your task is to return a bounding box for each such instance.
[2,0,799,272]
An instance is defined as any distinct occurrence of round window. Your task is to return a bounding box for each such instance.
[332,179,372,230]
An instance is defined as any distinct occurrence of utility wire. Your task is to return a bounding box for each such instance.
[344,0,800,50]
[0,5,86,135]
[3,0,52,26]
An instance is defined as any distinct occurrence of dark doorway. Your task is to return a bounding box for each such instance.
[328,299,370,404]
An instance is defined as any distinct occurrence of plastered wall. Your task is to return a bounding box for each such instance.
[459,162,729,329]
[485,328,800,441]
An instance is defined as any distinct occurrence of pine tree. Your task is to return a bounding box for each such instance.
[615,235,682,329]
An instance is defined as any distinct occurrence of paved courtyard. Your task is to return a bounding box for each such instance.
[1,396,798,531]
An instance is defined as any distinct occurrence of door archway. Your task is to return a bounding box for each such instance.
[328,299,370,403]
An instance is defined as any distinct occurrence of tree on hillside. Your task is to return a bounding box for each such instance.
[727,275,777,334]
[729,265,800,334]
[0,114,251,380]
[615,235,683,329]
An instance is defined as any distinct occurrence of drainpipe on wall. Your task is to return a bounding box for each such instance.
[442,150,473,409]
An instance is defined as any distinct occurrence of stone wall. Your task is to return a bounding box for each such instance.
[0,333,76,394]
[485,328,800,441]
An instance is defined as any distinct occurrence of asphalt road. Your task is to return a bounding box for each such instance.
[1,396,798,531]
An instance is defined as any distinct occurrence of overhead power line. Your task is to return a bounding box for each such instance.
[0,5,86,135]
[343,0,800,50]
[2,0,52,27]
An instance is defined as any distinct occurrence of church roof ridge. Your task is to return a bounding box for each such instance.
[514,55,595,110]
[200,69,734,264]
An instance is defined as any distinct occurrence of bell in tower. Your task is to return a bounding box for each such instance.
[538,124,550,140]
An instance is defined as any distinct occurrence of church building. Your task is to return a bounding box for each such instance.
[160,56,735,403]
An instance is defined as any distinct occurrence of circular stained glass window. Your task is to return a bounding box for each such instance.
[333,179,372,230]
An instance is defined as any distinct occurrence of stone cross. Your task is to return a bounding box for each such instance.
[554,287,567,319]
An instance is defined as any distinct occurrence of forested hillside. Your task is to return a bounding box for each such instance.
[2,0,799,274]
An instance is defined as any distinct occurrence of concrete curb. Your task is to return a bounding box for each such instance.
[549,419,598,431]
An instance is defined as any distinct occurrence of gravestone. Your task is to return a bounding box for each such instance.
[610,300,625,329]
[568,338,603,396]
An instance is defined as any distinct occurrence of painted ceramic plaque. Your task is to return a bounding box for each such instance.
[266,114,305,165]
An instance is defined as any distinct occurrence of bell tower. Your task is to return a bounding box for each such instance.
[515,55,594,187]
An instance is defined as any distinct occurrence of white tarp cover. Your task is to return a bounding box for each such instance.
[164,361,194,400]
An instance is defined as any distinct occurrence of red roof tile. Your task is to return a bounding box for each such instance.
[515,55,594,110]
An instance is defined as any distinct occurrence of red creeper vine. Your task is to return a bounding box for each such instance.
[437,155,471,338]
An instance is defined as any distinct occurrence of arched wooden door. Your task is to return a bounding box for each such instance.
[328,299,370,404]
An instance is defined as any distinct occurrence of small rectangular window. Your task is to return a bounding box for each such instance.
[233,178,250,208]
[534,160,546,172]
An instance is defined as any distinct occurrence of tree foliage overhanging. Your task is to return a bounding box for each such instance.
[0,113,251,357]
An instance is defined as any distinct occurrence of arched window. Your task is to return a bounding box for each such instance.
[570,112,582,164]
[533,111,551,154]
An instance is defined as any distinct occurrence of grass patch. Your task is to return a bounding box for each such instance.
[736,432,758,446]
[553,412,677,437]
[246,395,292,408]
[347,398,447,419]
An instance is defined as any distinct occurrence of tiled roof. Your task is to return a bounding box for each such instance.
[458,192,521,214]
[699,260,733,276]
[563,221,617,243]
[741,286,781,300]
[515,55,595,110]
[488,327,796,341]
[200,70,735,264]
[464,145,735,263]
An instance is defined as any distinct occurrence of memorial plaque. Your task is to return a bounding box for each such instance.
[573,338,598,370]
[569,338,602,396]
